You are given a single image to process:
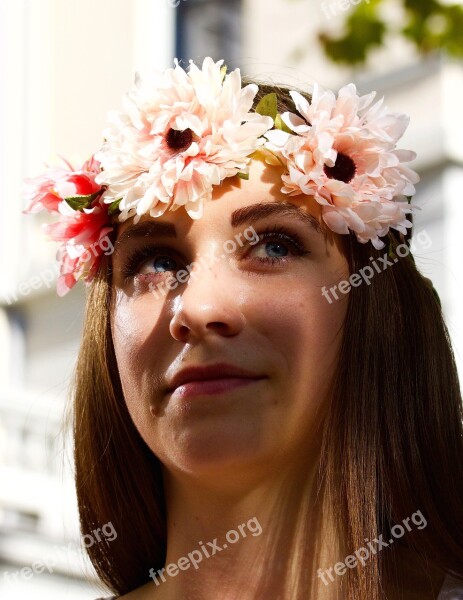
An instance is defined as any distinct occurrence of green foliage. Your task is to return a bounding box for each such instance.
[108,199,122,215]
[64,191,100,211]
[319,11,386,65]
[255,93,294,133]
[275,114,293,134]
[316,0,463,66]
[255,93,278,119]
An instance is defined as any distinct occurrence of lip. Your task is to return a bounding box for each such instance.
[166,362,267,396]
[169,377,263,399]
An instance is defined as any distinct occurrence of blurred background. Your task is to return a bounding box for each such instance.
[1,0,462,597]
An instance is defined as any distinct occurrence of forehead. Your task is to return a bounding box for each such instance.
[115,158,324,240]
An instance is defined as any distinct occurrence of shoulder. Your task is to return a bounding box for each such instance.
[438,574,463,599]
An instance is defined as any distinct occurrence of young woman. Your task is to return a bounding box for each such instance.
[24,58,463,600]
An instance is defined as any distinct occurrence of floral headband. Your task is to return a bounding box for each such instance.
[23,57,419,296]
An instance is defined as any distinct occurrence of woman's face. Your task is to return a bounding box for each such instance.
[111,159,349,480]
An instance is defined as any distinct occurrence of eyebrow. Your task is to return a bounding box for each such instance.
[114,220,177,257]
[230,202,322,233]
[114,201,322,256]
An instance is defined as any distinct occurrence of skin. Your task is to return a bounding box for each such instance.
[108,158,445,599]
[109,158,350,599]
[111,158,348,483]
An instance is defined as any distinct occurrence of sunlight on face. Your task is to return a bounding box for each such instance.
[110,158,349,482]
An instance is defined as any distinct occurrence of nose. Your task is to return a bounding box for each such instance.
[168,254,246,342]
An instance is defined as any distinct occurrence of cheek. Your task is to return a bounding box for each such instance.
[296,291,346,401]
[252,281,347,391]
[254,290,341,341]
[111,292,164,415]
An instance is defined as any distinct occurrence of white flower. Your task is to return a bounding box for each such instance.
[264,83,420,248]
[95,57,274,222]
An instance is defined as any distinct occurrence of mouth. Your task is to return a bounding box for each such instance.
[168,376,266,399]
[166,362,267,398]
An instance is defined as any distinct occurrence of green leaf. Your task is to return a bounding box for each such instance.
[255,93,278,120]
[64,191,100,211]
[275,114,293,134]
[108,198,122,215]
[237,172,249,180]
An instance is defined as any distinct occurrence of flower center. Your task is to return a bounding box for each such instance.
[166,127,194,152]
[324,152,356,183]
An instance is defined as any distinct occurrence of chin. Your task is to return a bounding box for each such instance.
[153,423,270,479]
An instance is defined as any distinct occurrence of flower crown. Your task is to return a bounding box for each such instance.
[23,57,419,296]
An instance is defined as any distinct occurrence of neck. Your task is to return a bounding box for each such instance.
[146,457,346,600]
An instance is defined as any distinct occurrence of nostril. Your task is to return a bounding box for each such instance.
[207,322,229,332]
[179,324,190,336]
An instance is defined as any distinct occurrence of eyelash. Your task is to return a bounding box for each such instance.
[247,225,310,265]
[121,224,310,281]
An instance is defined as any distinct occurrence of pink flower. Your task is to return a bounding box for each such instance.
[23,156,103,214]
[23,155,111,295]
[95,57,274,222]
[22,66,424,298]
[45,201,113,296]
[264,84,420,249]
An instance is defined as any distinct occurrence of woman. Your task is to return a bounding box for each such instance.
[24,58,463,599]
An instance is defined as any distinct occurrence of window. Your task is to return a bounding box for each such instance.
[175,0,242,70]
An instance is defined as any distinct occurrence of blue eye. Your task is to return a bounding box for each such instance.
[247,227,310,265]
[140,255,178,274]
[251,238,290,260]
[120,225,310,282]
[121,246,181,280]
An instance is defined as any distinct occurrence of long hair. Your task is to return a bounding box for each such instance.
[72,82,463,599]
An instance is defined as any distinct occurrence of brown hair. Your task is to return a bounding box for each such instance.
[72,82,463,599]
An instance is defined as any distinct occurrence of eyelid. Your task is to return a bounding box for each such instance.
[243,225,311,265]
[120,244,183,281]
[254,224,306,249]
[118,223,311,280]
